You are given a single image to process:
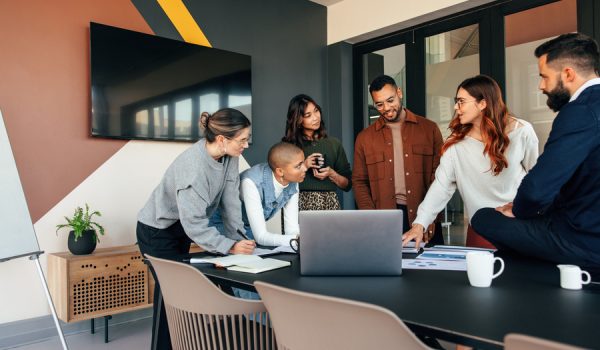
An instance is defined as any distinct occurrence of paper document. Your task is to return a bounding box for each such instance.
[403,259,467,271]
[253,247,279,256]
[427,245,496,253]
[403,241,425,254]
[417,250,467,260]
[272,245,296,254]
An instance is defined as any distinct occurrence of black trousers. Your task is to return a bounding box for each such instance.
[471,208,600,271]
[397,204,444,246]
[137,221,193,350]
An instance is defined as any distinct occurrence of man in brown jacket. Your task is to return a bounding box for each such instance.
[353,75,443,243]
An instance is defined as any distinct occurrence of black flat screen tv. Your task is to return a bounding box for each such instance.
[90,22,252,141]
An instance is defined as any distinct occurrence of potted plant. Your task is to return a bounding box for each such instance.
[56,204,105,255]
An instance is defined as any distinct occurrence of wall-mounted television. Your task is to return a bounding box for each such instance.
[90,22,252,141]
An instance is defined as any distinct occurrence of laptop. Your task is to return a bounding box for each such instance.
[298,210,403,276]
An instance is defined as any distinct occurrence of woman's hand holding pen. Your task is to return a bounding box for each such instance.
[229,240,256,254]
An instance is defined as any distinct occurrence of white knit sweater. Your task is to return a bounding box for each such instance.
[413,119,539,228]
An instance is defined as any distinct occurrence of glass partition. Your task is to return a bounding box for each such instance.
[425,23,480,244]
[505,0,577,153]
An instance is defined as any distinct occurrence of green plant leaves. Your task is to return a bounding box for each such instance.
[55,203,105,242]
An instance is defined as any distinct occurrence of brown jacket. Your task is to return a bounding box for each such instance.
[353,109,443,233]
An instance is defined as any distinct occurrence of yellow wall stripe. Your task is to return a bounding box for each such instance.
[157,0,211,47]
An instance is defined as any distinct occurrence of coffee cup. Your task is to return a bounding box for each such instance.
[557,264,591,290]
[466,251,504,287]
[290,237,300,253]
[317,155,326,169]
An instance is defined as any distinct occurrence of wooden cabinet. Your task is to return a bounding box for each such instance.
[47,245,153,323]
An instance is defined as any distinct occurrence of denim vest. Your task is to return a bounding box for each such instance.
[240,163,298,237]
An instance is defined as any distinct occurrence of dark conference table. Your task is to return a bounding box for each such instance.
[192,251,600,349]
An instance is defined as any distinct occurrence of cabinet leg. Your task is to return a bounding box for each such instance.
[91,318,94,334]
[104,315,112,343]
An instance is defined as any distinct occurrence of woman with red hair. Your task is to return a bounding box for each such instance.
[402,75,538,248]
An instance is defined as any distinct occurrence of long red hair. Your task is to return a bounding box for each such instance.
[441,75,511,175]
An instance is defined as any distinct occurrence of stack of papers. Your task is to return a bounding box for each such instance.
[418,250,468,260]
[403,245,495,271]
[402,259,466,271]
[403,241,425,254]
[190,254,290,274]
[425,245,496,252]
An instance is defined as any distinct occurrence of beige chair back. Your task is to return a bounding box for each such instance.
[504,333,583,350]
[254,281,430,350]
[146,255,276,350]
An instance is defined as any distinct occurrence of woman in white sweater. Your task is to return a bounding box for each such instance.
[402,75,539,248]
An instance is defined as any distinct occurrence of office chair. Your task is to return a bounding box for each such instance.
[254,281,431,350]
[145,255,276,350]
[504,333,583,350]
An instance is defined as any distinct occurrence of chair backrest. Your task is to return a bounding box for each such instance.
[504,334,583,350]
[254,281,430,350]
[146,255,275,350]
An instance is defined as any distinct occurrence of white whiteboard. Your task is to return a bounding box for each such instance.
[0,109,41,261]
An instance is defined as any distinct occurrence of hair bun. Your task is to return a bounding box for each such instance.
[200,112,211,128]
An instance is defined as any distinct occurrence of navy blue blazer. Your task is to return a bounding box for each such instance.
[513,83,600,249]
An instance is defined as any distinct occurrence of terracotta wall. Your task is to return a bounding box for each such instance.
[505,0,577,47]
[0,0,152,222]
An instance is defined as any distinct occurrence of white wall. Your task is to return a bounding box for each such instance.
[0,141,249,324]
[327,0,494,44]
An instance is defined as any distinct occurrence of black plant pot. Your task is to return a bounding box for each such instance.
[68,230,97,255]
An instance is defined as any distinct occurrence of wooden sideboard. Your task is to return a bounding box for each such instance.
[47,245,153,324]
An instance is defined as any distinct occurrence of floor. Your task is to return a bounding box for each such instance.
[5,318,455,350]
[3,318,151,350]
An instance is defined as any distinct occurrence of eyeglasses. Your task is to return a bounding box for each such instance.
[454,98,478,108]
[374,96,397,110]
[225,136,250,146]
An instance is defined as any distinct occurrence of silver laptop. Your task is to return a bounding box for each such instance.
[298,210,403,276]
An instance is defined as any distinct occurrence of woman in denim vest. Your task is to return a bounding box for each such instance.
[240,142,307,246]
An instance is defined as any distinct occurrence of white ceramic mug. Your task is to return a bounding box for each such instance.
[466,251,504,287]
[557,264,591,290]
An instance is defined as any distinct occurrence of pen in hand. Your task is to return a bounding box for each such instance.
[237,229,252,241]
[230,229,255,255]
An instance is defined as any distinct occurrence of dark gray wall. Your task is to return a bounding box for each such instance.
[327,41,355,209]
[132,0,327,166]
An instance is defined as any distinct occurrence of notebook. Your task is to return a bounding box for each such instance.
[190,254,290,274]
[298,210,404,276]
[227,258,291,273]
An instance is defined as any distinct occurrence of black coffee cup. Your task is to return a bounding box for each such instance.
[290,237,300,253]
[316,155,326,169]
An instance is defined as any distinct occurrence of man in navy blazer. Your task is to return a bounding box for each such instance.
[472,33,600,268]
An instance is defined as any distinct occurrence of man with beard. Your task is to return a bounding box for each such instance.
[472,33,600,268]
[353,75,444,244]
